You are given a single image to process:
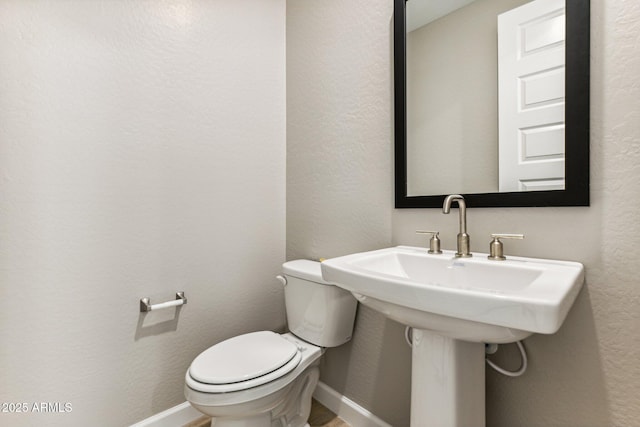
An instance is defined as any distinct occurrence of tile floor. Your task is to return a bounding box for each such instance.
[183,399,349,427]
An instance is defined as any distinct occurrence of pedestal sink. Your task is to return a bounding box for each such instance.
[321,246,584,427]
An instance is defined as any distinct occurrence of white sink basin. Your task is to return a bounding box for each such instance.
[321,246,584,343]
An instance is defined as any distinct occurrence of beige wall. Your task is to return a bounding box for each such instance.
[286,1,406,425]
[286,0,394,263]
[0,1,286,425]
[288,0,640,426]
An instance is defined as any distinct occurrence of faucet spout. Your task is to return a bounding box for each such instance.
[442,194,472,258]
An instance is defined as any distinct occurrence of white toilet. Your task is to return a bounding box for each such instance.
[184,260,358,427]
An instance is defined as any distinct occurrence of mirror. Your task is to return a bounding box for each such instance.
[394,0,589,208]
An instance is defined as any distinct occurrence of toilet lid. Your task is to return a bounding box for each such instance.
[189,331,299,386]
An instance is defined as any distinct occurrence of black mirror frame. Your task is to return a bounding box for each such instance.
[394,0,590,208]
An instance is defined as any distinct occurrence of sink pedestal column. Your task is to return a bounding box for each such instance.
[411,329,485,427]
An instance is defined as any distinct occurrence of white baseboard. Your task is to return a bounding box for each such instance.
[313,381,392,427]
[129,401,203,427]
[130,382,391,427]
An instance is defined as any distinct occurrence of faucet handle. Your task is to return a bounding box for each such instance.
[416,230,443,254]
[488,234,524,261]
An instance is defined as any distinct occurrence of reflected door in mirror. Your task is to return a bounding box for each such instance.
[498,0,566,192]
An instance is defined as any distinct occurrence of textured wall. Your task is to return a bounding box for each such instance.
[288,0,640,425]
[286,0,393,262]
[285,1,405,425]
[0,1,286,425]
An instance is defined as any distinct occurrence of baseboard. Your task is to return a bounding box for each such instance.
[312,381,392,427]
[131,382,391,427]
[129,401,205,427]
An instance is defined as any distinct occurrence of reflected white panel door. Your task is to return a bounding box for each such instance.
[498,0,565,192]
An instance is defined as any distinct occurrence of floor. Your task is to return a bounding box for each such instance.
[308,399,350,427]
[184,399,350,427]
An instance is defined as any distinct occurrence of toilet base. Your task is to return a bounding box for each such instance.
[186,333,325,427]
[188,361,320,427]
[185,333,324,427]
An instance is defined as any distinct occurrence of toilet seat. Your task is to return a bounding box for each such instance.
[187,331,302,393]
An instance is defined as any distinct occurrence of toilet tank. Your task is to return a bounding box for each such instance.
[281,260,357,347]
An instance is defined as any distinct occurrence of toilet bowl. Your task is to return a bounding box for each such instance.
[184,260,358,427]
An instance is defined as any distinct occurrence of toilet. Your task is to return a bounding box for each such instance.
[184,260,358,427]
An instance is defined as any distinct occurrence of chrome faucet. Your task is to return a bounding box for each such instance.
[442,194,472,258]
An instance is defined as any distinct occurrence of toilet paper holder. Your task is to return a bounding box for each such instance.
[140,292,187,312]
